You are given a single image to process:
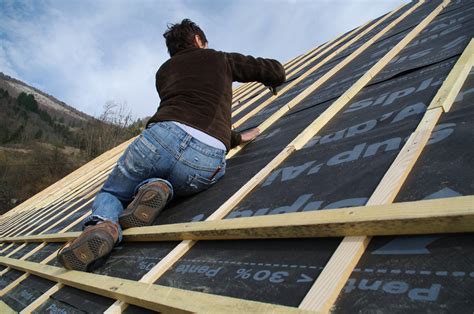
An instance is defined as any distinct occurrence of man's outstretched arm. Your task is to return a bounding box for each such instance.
[225,52,286,88]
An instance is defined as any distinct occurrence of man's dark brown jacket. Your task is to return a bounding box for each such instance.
[147,47,286,151]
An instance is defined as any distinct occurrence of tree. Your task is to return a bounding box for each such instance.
[8,125,25,143]
[0,88,9,99]
[79,101,140,158]
[34,129,43,140]
[17,92,39,112]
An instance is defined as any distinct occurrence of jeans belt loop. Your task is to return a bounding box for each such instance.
[180,134,192,150]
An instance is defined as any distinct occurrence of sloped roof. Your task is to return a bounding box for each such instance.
[0,0,473,312]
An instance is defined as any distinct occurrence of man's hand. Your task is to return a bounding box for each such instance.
[240,128,261,143]
[268,86,278,96]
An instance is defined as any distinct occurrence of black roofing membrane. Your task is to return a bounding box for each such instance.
[154,56,468,312]
[9,243,40,259]
[332,68,474,313]
[230,13,376,125]
[0,243,20,257]
[396,69,474,202]
[124,305,156,314]
[379,0,443,41]
[332,234,474,313]
[13,191,95,237]
[153,2,472,310]
[156,238,342,306]
[281,5,473,121]
[155,101,332,225]
[34,286,115,314]
[3,0,473,312]
[11,241,175,313]
[20,242,178,312]
[25,243,61,263]
[22,195,94,236]
[235,0,455,132]
[2,275,55,311]
[230,14,381,117]
[321,1,418,68]
[45,203,93,234]
[0,269,24,290]
[232,59,456,214]
[43,241,178,281]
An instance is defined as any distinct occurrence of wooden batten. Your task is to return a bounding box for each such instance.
[0,257,309,314]
[0,155,117,237]
[105,2,429,312]
[1,156,115,236]
[20,283,64,314]
[228,2,420,159]
[1,1,470,313]
[0,301,16,314]
[299,1,458,311]
[232,2,411,129]
[427,39,474,111]
[3,196,473,244]
[2,137,133,220]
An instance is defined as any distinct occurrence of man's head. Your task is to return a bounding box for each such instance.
[163,19,208,57]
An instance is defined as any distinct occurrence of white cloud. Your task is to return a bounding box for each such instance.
[0,0,408,119]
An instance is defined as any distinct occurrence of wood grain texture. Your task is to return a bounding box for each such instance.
[368,108,443,205]
[4,196,473,243]
[0,273,29,297]
[427,39,474,111]
[290,0,428,150]
[13,1,418,308]
[208,145,296,221]
[0,301,16,314]
[0,205,92,299]
[300,236,369,311]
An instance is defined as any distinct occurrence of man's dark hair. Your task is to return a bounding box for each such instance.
[163,19,208,57]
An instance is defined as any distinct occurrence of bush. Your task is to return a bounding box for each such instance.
[17,92,39,112]
[0,88,9,99]
[34,129,43,139]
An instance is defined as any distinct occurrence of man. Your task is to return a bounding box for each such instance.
[57,19,286,271]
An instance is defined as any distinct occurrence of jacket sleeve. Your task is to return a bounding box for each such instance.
[225,52,286,87]
[230,130,242,149]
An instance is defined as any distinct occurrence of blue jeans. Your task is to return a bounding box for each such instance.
[85,121,226,239]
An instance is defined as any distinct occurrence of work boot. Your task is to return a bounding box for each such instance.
[119,181,170,229]
[57,220,119,272]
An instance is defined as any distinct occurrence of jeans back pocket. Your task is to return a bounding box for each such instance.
[179,173,216,197]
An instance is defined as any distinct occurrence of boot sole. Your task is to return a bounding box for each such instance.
[57,231,114,271]
[119,188,167,229]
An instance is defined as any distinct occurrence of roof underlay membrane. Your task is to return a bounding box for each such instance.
[0,0,472,312]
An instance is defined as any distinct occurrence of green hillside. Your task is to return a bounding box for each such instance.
[0,83,144,214]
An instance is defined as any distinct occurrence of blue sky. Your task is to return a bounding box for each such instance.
[0,0,408,119]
